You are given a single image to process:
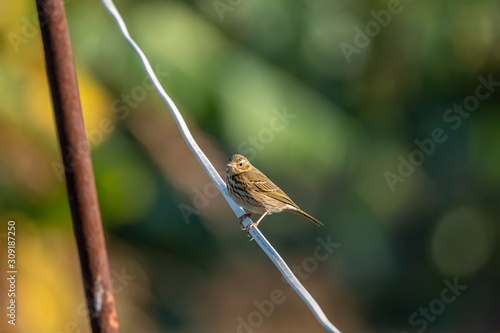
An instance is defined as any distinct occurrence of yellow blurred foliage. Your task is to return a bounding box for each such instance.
[0,219,90,333]
[0,0,114,149]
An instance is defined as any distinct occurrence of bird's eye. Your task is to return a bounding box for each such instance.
[239,162,243,167]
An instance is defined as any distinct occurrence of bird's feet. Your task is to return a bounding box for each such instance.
[246,222,259,241]
[238,213,253,230]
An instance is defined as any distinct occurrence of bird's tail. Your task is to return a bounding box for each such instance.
[292,208,324,227]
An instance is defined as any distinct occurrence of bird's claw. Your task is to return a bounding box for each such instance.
[246,222,259,241]
[238,213,253,230]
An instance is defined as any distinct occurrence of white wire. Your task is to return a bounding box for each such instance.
[101,1,341,332]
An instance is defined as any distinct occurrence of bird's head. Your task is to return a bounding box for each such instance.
[226,154,251,176]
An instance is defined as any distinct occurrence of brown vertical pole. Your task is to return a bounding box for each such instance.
[36,0,120,332]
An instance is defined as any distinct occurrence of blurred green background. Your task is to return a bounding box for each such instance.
[0,0,499,332]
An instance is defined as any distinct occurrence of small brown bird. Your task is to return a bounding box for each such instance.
[226,154,323,236]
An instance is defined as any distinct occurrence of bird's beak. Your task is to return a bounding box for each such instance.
[226,163,234,169]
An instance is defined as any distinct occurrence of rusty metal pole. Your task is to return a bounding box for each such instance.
[36,0,119,332]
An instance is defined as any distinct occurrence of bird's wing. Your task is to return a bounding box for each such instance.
[245,168,298,207]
